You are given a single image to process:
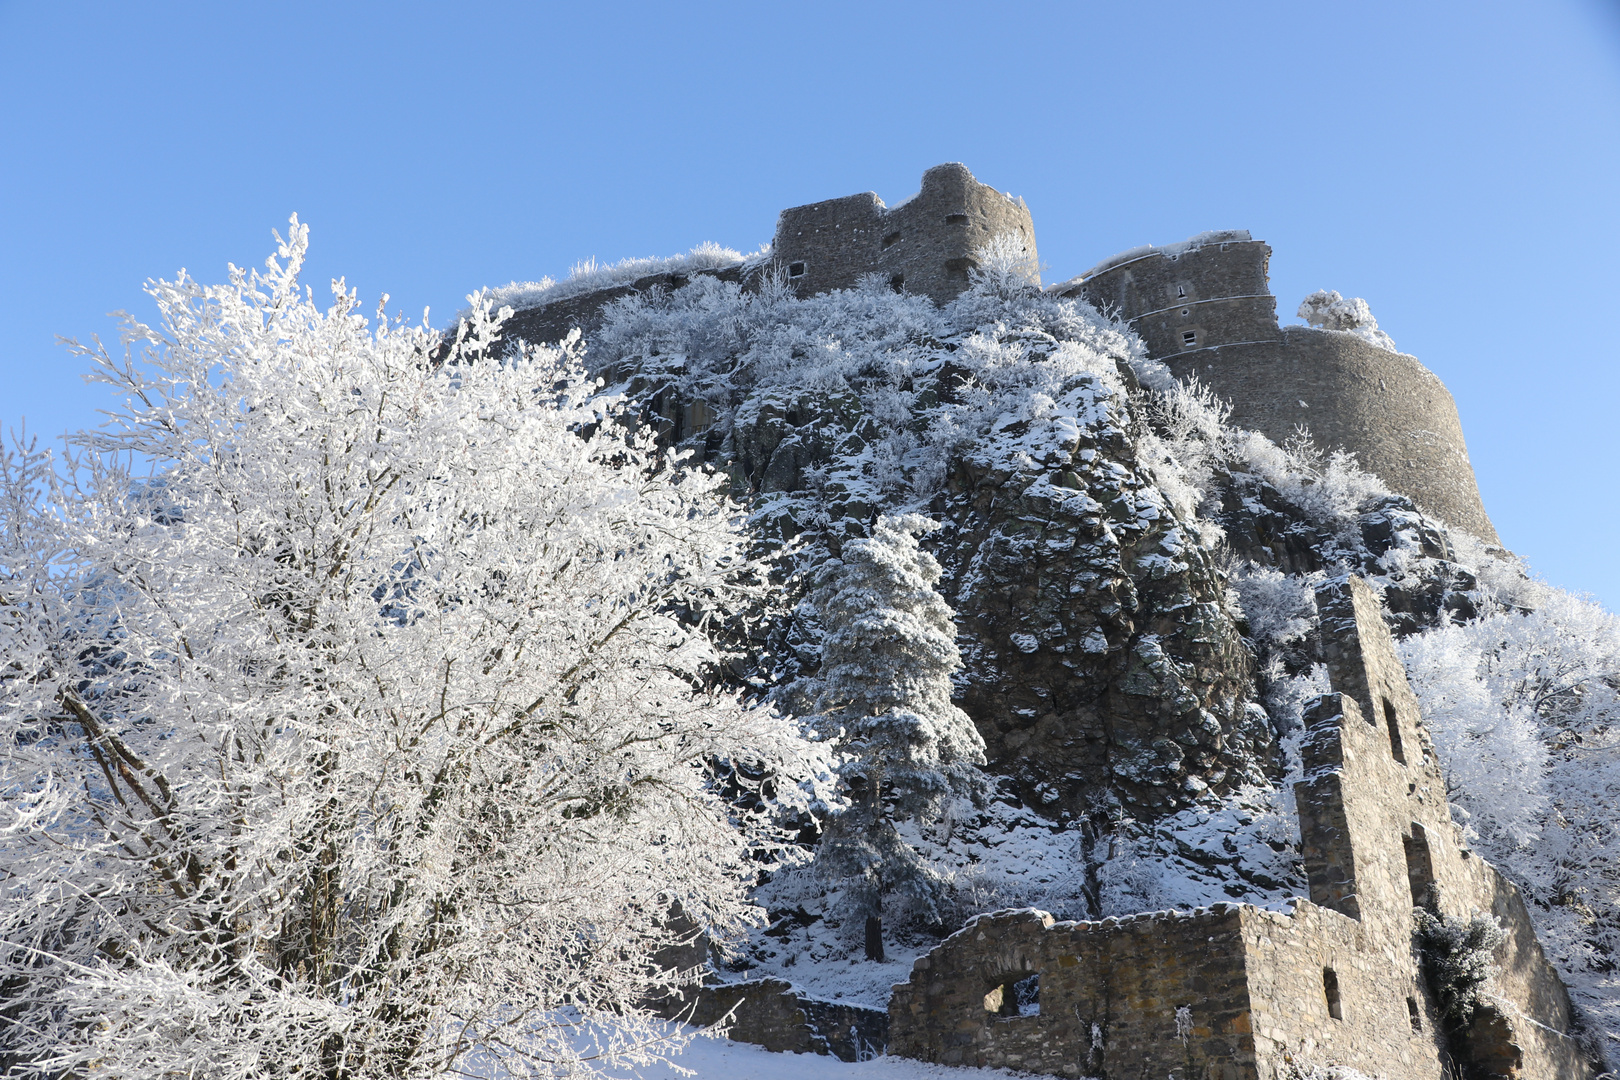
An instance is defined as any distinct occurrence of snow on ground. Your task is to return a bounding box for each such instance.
[459,1023,1021,1080]
[624,1034,1019,1080]
[732,791,1304,1011]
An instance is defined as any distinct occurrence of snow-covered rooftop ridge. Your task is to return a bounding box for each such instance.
[457,242,768,321]
[1066,229,1255,284]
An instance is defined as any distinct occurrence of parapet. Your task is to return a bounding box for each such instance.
[772,163,1036,305]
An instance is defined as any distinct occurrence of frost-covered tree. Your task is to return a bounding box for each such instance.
[0,220,818,1079]
[804,514,986,960]
[1296,289,1398,352]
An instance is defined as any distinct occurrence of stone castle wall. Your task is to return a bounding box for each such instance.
[772,162,1036,306]
[887,578,1595,1080]
[476,167,1497,545]
[1053,238,1499,545]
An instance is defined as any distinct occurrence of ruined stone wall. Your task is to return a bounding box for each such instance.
[1075,235,1280,356]
[1054,238,1500,544]
[656,979,888,1062]
[1302,579,1588,1077]
[773,163,1036,305]
[1239,901,1449,1079]
[887,580,1595,1080]
[889,907,1256,1079]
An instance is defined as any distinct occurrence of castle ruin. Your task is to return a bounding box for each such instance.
[771,161,1036,306]
[492,163,1497,545]
[476,167,1592,1075]
[1049,237,1499,545]
[885,578,1591,1079]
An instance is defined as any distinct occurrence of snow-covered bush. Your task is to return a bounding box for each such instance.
[467,240,761,320]
[0,220,818,1079]
[1297,289,1398,353]
[1415,910,1507,1028]
[803,514,987,957]
[1398,588,1620,1039]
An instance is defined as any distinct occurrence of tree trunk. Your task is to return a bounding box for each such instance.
[864,913,884,962]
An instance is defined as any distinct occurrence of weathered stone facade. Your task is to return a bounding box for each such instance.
[887,578,1595,1079]
[478,164,1497,545]
[1050,237,1499,545]
[772,162,1036,306]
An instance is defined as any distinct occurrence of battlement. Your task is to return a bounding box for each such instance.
[772,163,1035,305]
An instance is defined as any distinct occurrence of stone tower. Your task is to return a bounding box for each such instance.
[772,163,1035,305]
[1050,234,1501,544]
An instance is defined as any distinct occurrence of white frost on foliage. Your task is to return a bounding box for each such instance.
[1297,289,1399,353]
[1398,589,1620,1037]
[806,515,988,930]
[0,219,821,1080]
[1232,566,1320,650]
[463,240,763,320]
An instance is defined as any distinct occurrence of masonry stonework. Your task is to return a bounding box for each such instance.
[483,165,1497,544]
[771,162,1036,306]
[886,578,1596,1080]
[1050,237,1499,544]
[475,167,1589,1077]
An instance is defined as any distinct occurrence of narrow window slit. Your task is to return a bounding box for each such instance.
[1323,968,1343,1020]
[945,213,968,225]
[1407,997,1423,1033]
[1384,698,1407,764]
[1404,823,1436,909]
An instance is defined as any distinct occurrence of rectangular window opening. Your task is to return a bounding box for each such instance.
[1407,997,1423,1034]
[1323,968,1343,1020]
[985,973,1040,1019]
[945,213,969,225]
[1181,330,1197,346]
[1384,698,1407,764]
[1404,823,1436,910]
[882,231,902,248]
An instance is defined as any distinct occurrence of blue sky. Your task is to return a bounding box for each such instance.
[3,1,1618,605]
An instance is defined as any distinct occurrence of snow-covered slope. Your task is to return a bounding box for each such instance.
[496,245,1618,1053]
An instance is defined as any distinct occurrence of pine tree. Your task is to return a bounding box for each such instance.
[806,513,987,960]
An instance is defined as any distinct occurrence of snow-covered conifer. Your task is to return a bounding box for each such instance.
[805,514,986,959]
[0,220,817,1079]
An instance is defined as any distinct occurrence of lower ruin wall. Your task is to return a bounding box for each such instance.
[887,902,1596,1080]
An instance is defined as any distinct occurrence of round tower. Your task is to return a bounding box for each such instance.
[1054,234,1500,544]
